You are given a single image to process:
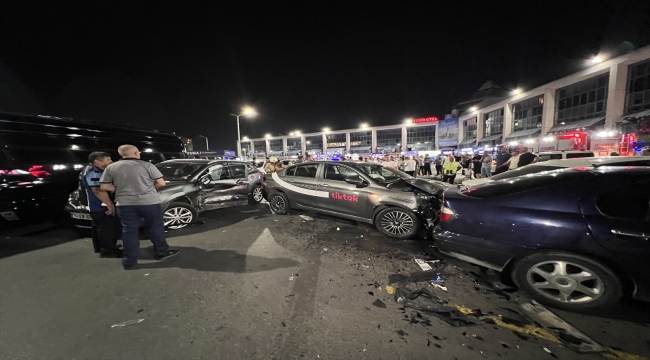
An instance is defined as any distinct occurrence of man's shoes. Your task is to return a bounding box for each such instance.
[154,249,180,260]
[100,249,124,258]
[123,264,138,270]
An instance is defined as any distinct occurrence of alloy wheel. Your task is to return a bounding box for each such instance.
[252,187,263,202]
[526,260,604,304]
[163,207,194,229]
[270,195,286,213]
[380,210,414,236]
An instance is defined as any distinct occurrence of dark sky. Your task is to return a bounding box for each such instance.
[1,1,650,150]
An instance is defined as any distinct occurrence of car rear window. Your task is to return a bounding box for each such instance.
[489,165,565,181]
[539,154,563,161]
[566,152,594,159]
[462,170,594,199]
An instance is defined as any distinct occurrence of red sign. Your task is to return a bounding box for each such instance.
[413,117,439,123]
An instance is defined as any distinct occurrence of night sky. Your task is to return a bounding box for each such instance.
[1,2,649,151]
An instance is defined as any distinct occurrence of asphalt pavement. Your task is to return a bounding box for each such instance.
[1,204,649,359]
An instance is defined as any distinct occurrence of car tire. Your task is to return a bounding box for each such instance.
[268,192,289,214]
[374,207,420,239]
[249,185,264,204]
[163,202,198,230]
[512,251,623,311]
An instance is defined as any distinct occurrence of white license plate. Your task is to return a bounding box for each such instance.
[71,212,92,220]
[0,211,20,221]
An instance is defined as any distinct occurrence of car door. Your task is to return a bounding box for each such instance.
[582,176,650,254]
[197,164,248,211]
[227,163,252,198]
[316,163,371,218]
[274,163,322,208]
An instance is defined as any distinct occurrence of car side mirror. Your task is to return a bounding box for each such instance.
[345,176,367,188]
[198,175,212,189]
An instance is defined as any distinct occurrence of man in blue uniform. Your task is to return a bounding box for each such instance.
[81,152,122,257]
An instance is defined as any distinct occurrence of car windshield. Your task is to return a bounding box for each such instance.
[155,162,204,181]
[351,164,412,183]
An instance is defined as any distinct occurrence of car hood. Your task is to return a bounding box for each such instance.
[402,178,452,195]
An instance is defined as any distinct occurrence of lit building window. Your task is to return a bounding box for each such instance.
[512,95,544,131]
[625,59,650,113]
[376,128,402,153]
[556,73,609,124]
[463,117,477,139]
[483,108,504,137]
[406,125,435,150]
[253,140,267,156]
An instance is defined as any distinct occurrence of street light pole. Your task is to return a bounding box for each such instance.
[230,107,257,158]
[198,135,209,151]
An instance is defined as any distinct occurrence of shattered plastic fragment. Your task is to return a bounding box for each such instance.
[298,215,314,221]
[336,227,340,231]
[431,276,444,283]
[431,283,448,291]
[372,299,387,308]
[386,286,396,295]
[111,319,144,328]
[289,276,294,281]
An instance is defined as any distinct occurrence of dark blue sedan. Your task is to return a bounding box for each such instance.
[434,166,650,310]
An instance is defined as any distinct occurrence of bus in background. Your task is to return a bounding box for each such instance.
[0,112,185,226]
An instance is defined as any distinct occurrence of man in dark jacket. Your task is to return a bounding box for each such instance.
[494,147,512,175]
[80,152,122,257]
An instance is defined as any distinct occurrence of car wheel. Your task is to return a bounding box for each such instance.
[375,207,420,239]
[513,251,623,311]
[268,193,289,214]
[249,185,264,204]
[163,202,197,230]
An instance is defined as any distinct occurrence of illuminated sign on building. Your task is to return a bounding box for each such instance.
[413,117,439,123]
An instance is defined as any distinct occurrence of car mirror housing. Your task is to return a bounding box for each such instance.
[345,176,367,188]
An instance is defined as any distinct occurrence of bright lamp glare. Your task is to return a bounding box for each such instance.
[360,123,369,129]
[242,107,257,117]
[322,127,330,132]
[242,136,249,141]
[265,134,271,138]
[509,141,518,146]
[470,106,477,112]
[591,56,602,64]
[71,145,80,150]
[144,148,153,153]
[512,88,522,95]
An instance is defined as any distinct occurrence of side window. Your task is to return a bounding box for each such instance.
[229,164,247,178]
[596,180,650,220]
[246,164,256,174]
[206,166,223,181]
[293,164,318,178]
[324,165,358,181]
[284,166,296,176]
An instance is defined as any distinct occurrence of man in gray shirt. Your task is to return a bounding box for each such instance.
[100,144,178,269]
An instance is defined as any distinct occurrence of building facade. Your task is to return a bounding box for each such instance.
[455,45,650,153]
[241,118,441,159]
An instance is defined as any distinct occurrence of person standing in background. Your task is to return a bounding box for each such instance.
[404,156,417,176]
[442,155,462,184]
[471,151,482,179]
[494,147,512,175]
[517,146,540,167]
[80,152,122,258]
[434,155,443,176]
[422,156,432,176]
[480,150,493,178]
[100,145,178,270]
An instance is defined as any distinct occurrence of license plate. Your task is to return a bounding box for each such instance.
[0,211,20,221]
[71,212,92,220]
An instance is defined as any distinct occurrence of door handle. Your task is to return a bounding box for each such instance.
[285,179,295,183]
[236,180,248,185]
[318,184,330,187]
[611,229,648,239]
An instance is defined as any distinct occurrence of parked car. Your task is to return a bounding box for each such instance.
[435,166,650,310]
[263,161,450,239]
[462,156,650,187]
[66,159,264,230]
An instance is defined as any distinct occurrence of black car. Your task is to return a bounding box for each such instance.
[435,166,650,310]
[263,161,450,238]
[66,159,264,230]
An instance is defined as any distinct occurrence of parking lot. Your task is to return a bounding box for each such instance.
[1,203,649,359]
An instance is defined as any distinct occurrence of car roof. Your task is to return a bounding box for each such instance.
[535,150,594,154]
[591,166,650,174]
[528,156,650,168]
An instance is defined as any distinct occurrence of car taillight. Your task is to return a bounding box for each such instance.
[439,206,455,222]
[460,187,477,195]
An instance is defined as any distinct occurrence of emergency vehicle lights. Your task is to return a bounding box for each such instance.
[53,165,67,170]
[596,131,616,137]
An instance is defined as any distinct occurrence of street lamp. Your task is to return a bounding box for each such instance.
[591,56,603,64]
[360,123,369,129]
[511,88,522,95]
[322,127,330,133]
[242,136,249,141]
[198,135,209,151]
[230,106,257,157]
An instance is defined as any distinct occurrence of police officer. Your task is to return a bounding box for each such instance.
[81,152,122,257]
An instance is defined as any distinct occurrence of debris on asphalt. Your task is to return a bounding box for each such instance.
[372,299,387,308]
[111,319,144,328]
[289,276,294,281]
[414,259,436,271]
[136,309,143,313]
[336,227,340,231]
[431,283,448,291]
[368,291,374,296]
[394,287,483,327]
[521,301,604,353]
[431,275,444,283]
[386,286,395,295]
[298,215,314,221]
[500,341,511,348]
[543,347,558,358]
[144,273,150,276]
